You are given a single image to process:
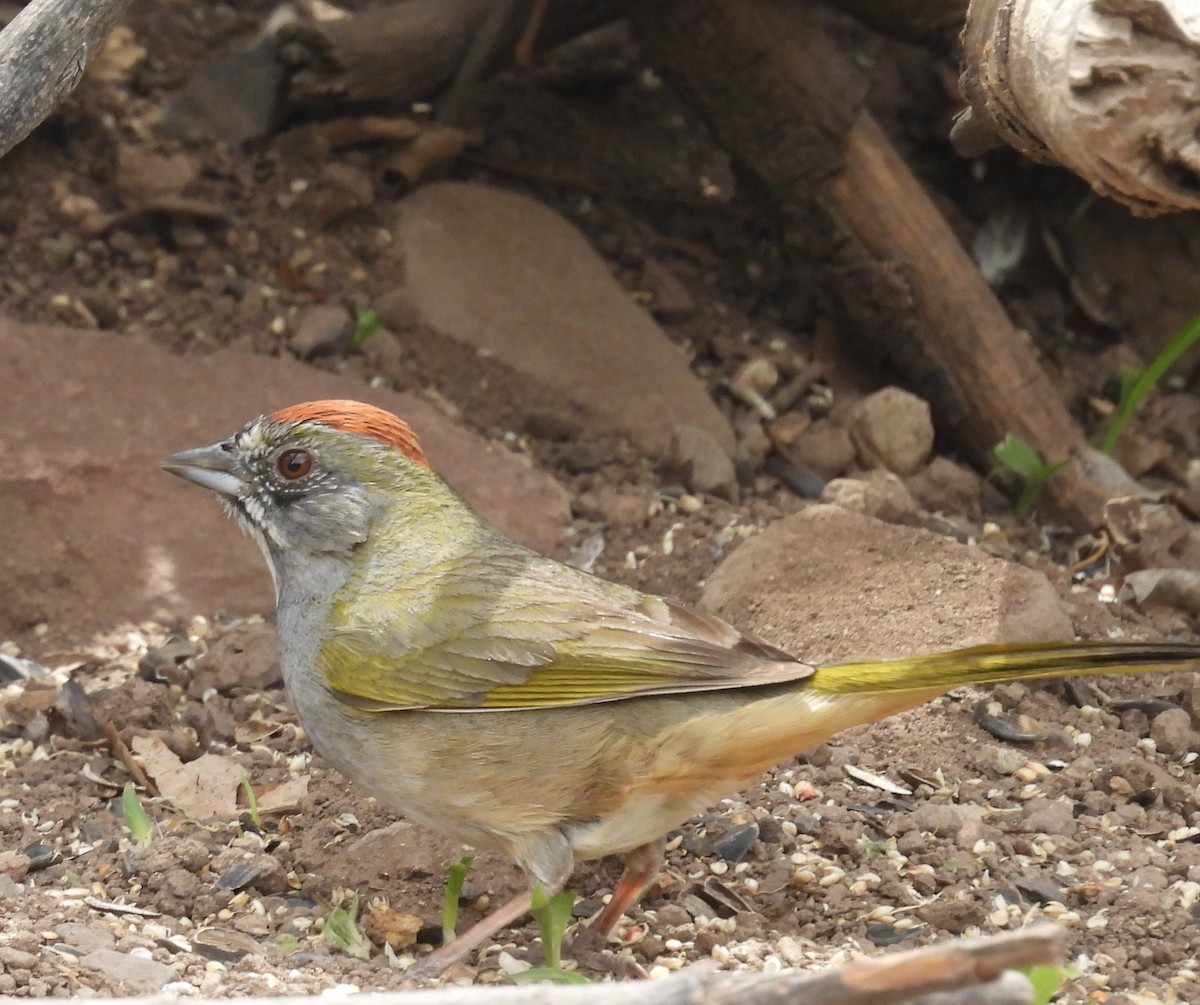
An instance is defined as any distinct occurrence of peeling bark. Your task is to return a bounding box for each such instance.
[955,0,1200,214]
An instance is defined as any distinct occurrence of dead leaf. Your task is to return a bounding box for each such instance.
[254,775,309,814]
[361,899,422,951]
[131,735,243,820]
[234,715,284,745]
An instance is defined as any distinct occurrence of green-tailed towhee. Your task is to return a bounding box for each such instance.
[164,399,1200,974]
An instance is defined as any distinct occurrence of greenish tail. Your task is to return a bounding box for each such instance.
[811,641,1200,695]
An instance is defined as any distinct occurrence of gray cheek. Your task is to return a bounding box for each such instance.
[287,484,371,554]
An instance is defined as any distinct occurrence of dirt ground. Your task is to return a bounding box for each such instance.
[3,2,1200,1002]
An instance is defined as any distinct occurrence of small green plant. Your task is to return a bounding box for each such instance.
[240,775,261,831]
[993,434,1068,518]
[1018,962,1078,1004]
[323,892,372,960]
[275,933,300,953]
[510,886,588,984]
[858,836,890,861]
[350,308,381,351]
[441,854,474,946]
[121,782,154,845]
[1100,313,1200,454]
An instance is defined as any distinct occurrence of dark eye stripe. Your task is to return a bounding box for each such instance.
[277,449,313,480]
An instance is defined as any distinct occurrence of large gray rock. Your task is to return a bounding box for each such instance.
[701,504,1072,664]
[79,950,178,993]
[382,181,733,456]
[0,320,569,640]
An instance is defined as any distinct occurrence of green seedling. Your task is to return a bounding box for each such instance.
[858,836,890,861]
[323,891,372,960]
[1018,962,1078,1004]
[1100,313,1200,454]
[512,966,590,985]
[993,434,1068,518]
[350,308,381,351]
[510,886,588,983]
[121,782,154,845]
[275,933,300,953]
[240,775,261,831]
[441,853,474,946]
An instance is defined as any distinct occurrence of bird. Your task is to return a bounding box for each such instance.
[164,398,1200,975]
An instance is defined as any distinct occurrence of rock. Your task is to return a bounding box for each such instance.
[80,950,178,993]
[0,320,571,638]
[700,505,1073,665]
[193,622,280,694]
[767,411,811,451]
[1150,707,1195,757]
[906,457,985,521]
[0,853,30,880]
[55,923,117,955]
[215,854,289,895]
[319,162,375,206]
[313,820,525,904]
[670,425,738,501]
[821,471,918,523]
[115,145,197,203]
[1012,872,1065,904]
[640,258,695,320]
[125,836,211,877]
[1130,865,1169,890]
[158,38,286,143]
[917,897,983,936]
[911,802,969,838]
[654,904,693,928]
[0,947,37,969]
[312,163,376,224]
[1075,448,1146,500]
[373,290,421,333]
[288,304,353,358]
[973,744,1027,777]
[849,387,934,475]
[1021,798,1077,837]
[773,420,855,480]
[384,182,733,456]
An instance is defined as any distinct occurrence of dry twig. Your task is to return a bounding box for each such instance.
[0,0,133,159]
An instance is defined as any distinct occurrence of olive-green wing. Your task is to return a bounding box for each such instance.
[320,587,813,712]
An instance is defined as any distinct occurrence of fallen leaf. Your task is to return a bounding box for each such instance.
[234,715,284,745]
[254,775,309,814]
[361,899,422,951]
[131,735,243,819]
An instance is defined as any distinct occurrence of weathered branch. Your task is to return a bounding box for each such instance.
[0,925,1062,1004]
[273,0,620,113]
[0,0,133,160]
[955,0,1200,215]
[626,0,1112,529]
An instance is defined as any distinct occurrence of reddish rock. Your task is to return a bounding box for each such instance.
[385,181,733,456]
[0,320,570,641]
[700,504,1072,664]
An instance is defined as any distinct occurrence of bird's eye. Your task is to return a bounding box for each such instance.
[277,449,313,480]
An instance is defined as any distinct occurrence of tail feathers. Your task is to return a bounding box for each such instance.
[811,641,1200,695]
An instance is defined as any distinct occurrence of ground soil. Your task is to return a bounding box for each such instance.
[3,3,1200,1003]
